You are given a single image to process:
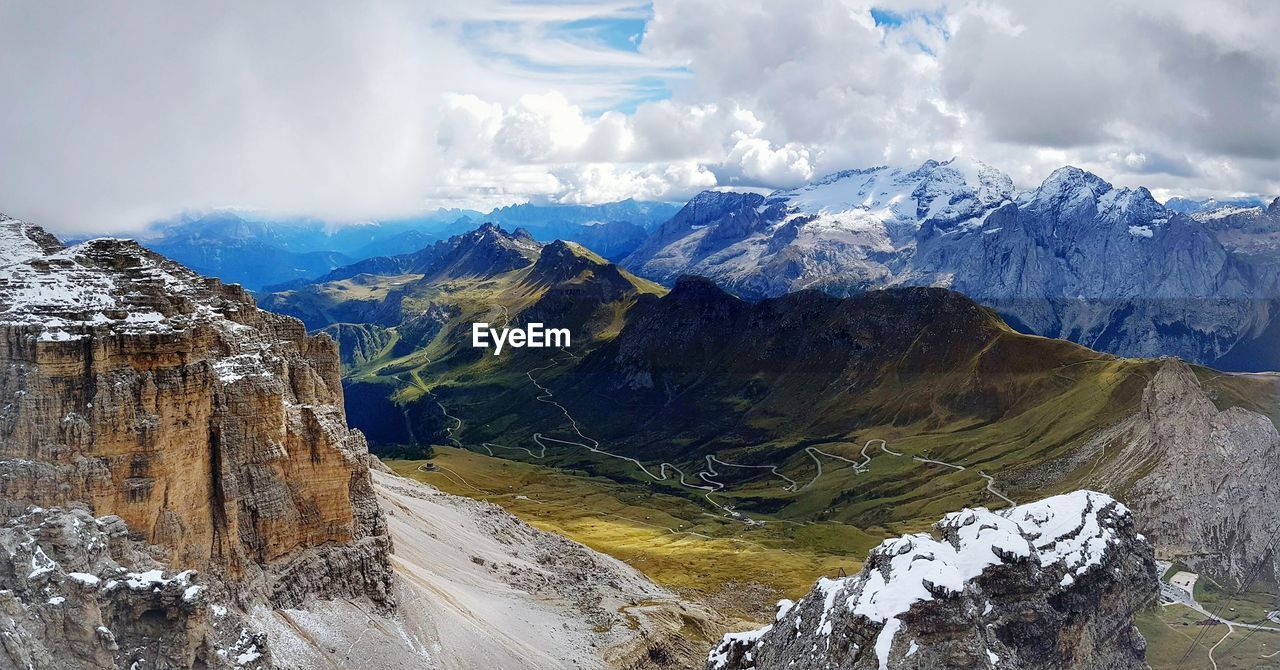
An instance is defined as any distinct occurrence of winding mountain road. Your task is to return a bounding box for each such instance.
[415,319,1017,519]
[704,454,799,491]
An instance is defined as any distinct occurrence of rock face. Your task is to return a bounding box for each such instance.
[624,159,1278,371]
[707,491,1156,670]
[0,216,393,667]
[0,506,274,668]
[1094,360,1280,587]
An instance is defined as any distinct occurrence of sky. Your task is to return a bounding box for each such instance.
[2,0,1278,233]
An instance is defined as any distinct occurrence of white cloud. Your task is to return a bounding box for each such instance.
[554,162,717,203]
[436,90,805,201]
[722,136,814,187]
[2,0,1278,234]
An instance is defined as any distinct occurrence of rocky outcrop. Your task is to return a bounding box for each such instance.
[1095,360,1280,587]
[707,491,1156,670]
[0,217,393,667]
[0,506,274,669]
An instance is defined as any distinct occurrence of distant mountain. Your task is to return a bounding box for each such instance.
[258,223,663,448]
[1164,195,1267,215]
[259,223,545,327]
[140,219,354,292]
[449,199,681,260]
[119,201,676,289]
[624,159,1280,371]
[485,199,681,231]
[132,210,479,290]
[350,228,439,259]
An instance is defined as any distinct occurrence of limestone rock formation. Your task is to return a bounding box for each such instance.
[0,215,393,667]
[1095,359,1280,587]
[707,491,1156,670]
[0,505,275,668]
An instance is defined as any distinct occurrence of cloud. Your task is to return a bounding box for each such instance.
[436,91,806,198]
[2,0,1278,234]
[720,136,814,187]
[553,162,718,203]
[639,0,1280,196]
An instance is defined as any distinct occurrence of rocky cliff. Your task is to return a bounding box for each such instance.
[706,490,1156,670]
[0,216,393,667]
[1094,359,1280,587]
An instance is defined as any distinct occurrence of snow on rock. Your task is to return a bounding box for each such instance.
[0,506,263,668]
[707,490,1157,670]
[0,215,63,264]
[108,568,197,593]
[625,157,1016,300]
[67,571,101,587]
[0,216,265,345]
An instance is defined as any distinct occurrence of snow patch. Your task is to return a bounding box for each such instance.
[67,572,101,587]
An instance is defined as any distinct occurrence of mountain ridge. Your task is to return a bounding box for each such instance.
[624,159,1279,371]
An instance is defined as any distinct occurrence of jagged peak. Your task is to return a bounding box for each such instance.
[1016,166,1174,225]
[1269,196,1280,214]
[1036,165,1114,198]
[457,222,540,253]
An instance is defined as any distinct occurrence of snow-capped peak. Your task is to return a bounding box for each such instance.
[763,158,1012,239]
[1020,166,1113,209]
[1017,167,1170,232]
[942,157,1015,206]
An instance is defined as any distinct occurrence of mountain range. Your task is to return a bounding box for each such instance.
[260,221,1280,600]
[10,209,1280,667]
[623,158,1280,371]
[118,200,681,291]
[98,162,1280,373]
